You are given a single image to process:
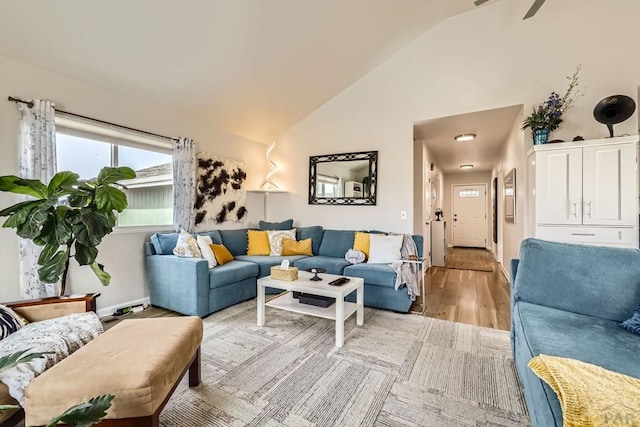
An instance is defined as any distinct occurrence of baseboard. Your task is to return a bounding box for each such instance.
[97,297,151,318]
[499,263,509,283]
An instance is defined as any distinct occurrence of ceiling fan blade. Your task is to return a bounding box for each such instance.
[523,0,546,19]
[474,0,490,5]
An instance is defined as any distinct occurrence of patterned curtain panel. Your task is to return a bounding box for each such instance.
[16,100,59,298]
[172,137,197,232]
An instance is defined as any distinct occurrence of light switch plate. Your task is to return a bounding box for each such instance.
[400,210,407,219]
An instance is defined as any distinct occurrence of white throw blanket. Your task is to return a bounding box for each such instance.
[389,234,420,300]
[0,312,103,406]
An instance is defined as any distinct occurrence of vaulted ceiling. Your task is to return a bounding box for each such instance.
[0,0,483,143]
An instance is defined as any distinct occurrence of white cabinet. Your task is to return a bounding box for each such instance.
[431,221,447,267]
[528,136,638,247]
[344,181,363,197]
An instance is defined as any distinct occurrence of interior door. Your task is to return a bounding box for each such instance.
[452,184,487,248]
[582,143,636,226]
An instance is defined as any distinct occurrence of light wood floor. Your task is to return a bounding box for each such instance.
[105,253,511,331]
[421,254,511,331]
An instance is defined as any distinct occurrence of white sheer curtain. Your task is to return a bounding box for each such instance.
[16,100,59,298]
[172,137,197,232]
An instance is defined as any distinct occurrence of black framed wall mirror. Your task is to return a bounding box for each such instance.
[308,150,378,205]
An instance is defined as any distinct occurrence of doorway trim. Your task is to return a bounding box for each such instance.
[451,182,489,249]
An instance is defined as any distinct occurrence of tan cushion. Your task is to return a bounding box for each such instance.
[14,301,89,323]
[25,317,203,426]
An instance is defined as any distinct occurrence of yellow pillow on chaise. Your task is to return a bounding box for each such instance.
[210,244,234,265]
[247,230,271,256]
[281,238,313,256]
[353,232,370,260]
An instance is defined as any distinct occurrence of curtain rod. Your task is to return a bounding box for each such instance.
[8,96,178,141]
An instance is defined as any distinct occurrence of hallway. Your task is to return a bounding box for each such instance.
[421,250,511,331]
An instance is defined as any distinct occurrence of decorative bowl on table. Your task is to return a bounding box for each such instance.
[306,268,326,281]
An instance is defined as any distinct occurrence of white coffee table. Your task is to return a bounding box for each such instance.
[257,271,364,347]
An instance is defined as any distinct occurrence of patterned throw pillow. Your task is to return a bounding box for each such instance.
[620,304,640,336]
[173,229,202,258]
[267,229,296,256]
[0,304,25,340]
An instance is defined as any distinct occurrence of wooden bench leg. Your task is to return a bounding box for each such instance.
[189,347,201,387]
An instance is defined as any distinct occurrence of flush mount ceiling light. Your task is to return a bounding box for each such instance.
[460,164,474,169]
[454,133,476,142]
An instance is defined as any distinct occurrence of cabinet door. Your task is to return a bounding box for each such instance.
[535,148,583,225]
[582,143,636,226]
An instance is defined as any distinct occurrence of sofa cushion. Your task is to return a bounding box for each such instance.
[513,300,640,426]
[343,263,397,288]
[235,255,308,278]
[318,230,356,258]
[150,232,179,255]
[219,229,250,257]
[296,226,323,255]
[259,219,294,230]
[514,238,640,322]
[515,301,640,381]
[293,256,350,275]
[208,260,258,289]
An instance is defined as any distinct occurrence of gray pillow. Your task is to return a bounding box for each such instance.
[259,219,294,230]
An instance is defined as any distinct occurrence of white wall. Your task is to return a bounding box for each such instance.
[0,56,266,308]
[269,0,640,240]
[442,171,492,247]
[492,110,527,278]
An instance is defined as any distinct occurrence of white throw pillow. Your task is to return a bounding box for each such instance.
[173,229,203,258]
[196,235,217,268]
[367,234,403,264]
[267,229,296,256]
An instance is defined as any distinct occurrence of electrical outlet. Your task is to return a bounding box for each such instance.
[400,210,407,219]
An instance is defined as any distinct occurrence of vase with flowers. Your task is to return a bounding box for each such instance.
[522,66,582,145]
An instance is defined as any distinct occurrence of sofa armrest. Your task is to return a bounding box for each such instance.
[4,293,100,323]
[146,255,210,317]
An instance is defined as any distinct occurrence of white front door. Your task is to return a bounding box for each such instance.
[452,184,487,248]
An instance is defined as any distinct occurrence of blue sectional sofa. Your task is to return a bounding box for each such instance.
[145,225,423,317]
[511,238,640,426]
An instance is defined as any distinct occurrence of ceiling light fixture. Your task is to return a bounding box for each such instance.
[460,164,474,169]
[454,133,476,142]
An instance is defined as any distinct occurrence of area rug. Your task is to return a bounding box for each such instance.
[160,300,529,426]
[446,247,495,272]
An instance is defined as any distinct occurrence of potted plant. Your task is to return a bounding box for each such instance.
[522,66,582,144]
[0,167,135,294]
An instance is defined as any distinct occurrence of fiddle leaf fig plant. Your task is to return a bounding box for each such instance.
[0,166,135,294]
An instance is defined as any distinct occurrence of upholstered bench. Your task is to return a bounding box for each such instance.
[24,317,203,427]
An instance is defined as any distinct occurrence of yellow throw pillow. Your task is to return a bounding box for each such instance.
[353,232,370,260]
[247,230,271,256]
[210,244,234,265]
[282,238,313,256]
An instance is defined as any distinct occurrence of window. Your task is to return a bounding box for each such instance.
[55,119,173,228]
[459,189,481,198]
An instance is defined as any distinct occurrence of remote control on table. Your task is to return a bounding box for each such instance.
[329,277,350,286]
